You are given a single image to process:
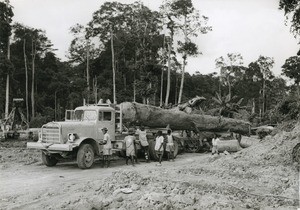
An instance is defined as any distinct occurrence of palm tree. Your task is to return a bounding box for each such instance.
[212,92,244,118]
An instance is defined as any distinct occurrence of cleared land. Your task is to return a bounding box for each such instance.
[0,130,299,209]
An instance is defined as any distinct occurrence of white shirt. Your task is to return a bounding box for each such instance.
[103,133,112,149]
[155,136,164,151]
[136,129,149,146]
[212,137,220,146]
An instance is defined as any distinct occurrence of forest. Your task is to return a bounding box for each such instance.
[0,0,299,128]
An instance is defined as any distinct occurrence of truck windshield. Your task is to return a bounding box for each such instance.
[74,110,97,121]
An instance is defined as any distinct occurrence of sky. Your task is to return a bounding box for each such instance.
[8,0,299,76]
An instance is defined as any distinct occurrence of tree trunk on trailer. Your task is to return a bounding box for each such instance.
[121,102,250,135]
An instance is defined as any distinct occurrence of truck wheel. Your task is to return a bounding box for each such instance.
[77,144,95,169]
[148,140,179,160]
[42,152,58,167]
[173,140,179,158]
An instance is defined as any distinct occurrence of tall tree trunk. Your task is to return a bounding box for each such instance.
[178,16,188,104]
[175,74,178,105]
[160,68,164,107]
[165,38,172,106]
[110,26,116,104]
[227,75,231,98]
[262,78,265,115]
[133,72,136,102]
[31,39,36,118]
[93,77,97,103]
[5,0,10,119]
[86,42,90,103]
[252,98,255,114]
[5,74,9,118]
[178,57,186,104]
[23,39,29,121]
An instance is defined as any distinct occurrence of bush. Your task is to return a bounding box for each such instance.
[29,114,48,128]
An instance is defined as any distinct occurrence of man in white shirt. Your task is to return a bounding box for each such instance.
[155,130,164,166]
[136,126,149,162]
[102,127,112,167]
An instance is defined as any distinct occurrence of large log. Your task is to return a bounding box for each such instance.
[121,102,251,135]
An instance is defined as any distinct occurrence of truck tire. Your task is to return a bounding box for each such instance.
[77,144,95,169]
[42,152,58,167]
[148,139,158,161]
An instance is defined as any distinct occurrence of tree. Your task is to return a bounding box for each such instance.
[88,1,163,104]
[255,56,275,116]
[68,23,99,103]
[0,0,13,118]
[168,0,211,104]
[279,0,300,38]
[160,1,177,106]
[215,53,244,98]
[212,92,244,118]
[282,55,300,95]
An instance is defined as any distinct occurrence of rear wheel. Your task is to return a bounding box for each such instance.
[148,139,158,161]
[77,144,95,169]
[42,152,58,167]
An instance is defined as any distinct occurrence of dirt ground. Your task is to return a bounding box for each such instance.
[0,126,299,210]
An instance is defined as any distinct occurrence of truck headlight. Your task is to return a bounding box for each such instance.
[68,133,76,142]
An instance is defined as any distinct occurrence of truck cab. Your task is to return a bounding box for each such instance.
[27,103,124,169]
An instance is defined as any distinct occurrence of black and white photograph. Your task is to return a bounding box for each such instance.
[0,0,299,209]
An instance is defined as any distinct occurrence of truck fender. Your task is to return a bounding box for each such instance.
[74,138,100,156]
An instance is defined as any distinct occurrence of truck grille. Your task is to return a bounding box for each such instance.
[42,125,61,143]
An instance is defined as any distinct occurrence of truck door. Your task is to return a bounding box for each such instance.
[97,111,115,141]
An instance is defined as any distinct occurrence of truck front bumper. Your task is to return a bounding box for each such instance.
[27,142,73,151]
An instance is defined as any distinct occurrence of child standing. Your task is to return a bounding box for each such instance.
[166,129,175,161]
[155,130,164,166]
[212,134,220,155]
[102,127,112,167]
[124,128,137,166]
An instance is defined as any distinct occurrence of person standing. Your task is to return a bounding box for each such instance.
[165,129,175,161]
[124,128,136,166]
[102,127,112,167]
[155,130,164,166]
[136,126,150,162]
[212,134,220,155]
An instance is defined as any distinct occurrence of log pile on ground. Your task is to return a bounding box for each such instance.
[121,102,251,135]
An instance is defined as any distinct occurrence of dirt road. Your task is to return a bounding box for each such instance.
[0,133,299,210]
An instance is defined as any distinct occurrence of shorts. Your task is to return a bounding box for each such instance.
[166,143,175,152]
[156,150,164,156]
[103,148,112,156]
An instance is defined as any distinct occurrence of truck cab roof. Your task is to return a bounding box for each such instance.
[75,104,115,112]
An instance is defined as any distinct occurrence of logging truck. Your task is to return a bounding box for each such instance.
[27,102,179,169]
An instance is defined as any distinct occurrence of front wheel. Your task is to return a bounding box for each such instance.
[42,152,58,167]
[77,144,95,169]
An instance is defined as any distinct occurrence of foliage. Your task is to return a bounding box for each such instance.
[0,1,13,54]
[282,55,300,84]
[29,113,48,128]
[279,0,300,38]
[212,92,244,118]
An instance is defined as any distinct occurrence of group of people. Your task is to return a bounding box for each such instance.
[100,126,175,167]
